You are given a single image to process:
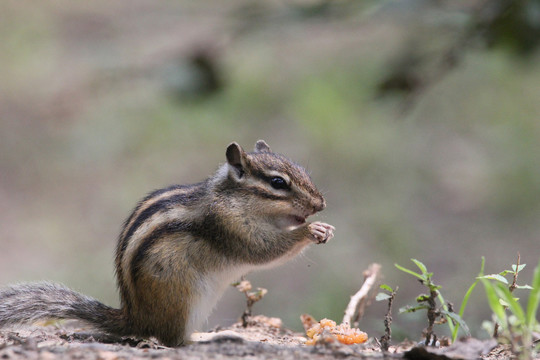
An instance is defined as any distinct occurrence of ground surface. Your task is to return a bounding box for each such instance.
[0,316,512,360]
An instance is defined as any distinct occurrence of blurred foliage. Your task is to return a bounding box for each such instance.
[476,0,540,56]
[0,0,539,340]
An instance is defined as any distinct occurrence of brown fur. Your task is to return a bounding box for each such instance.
[0,140,334,347]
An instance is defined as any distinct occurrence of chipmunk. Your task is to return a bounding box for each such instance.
[0,140,334,347]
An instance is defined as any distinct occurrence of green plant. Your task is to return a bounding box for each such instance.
[479,258,540,359]
[480,254,532,338]
[450,256,486,343]
[395,259,469,346]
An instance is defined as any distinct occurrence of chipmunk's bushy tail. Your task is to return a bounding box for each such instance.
[0,282,128,336]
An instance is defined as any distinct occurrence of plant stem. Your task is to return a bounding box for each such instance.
[425,288,438,346]
[494,253,521,338]
[241,298,254,327]
[509,252,520,293]
[380,287,397,352]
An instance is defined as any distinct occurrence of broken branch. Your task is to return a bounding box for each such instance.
[342,263,381,326]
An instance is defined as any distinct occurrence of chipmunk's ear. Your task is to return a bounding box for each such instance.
[226,142,247,178]
[254,140,272,153]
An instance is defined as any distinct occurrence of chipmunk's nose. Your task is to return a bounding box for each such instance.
[313,197,326,213]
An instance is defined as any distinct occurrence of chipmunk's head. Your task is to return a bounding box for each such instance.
[222,140,325,230]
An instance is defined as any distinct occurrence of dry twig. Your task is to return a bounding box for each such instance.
[233,279,267,327]
[379,286,398,352]
[342,263,381,327]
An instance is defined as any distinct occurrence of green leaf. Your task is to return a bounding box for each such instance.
[453,281,478,341]
[411,259,428,276]
[416,294,430,302]
[441,310,471,337]
[516,284,533,290]
[376,292,392,301]
[479,274,509,285]
[459,257,484,318]
[459,279,479,317]
[494,282,525,324]
[479,256,486,277]
[526,259,540,328]
[512,264,526,273]
[380,284,394,292]
[399,304,429,314]
[395,263,425,281]
[452,257,484,343]
[481,279,507,325]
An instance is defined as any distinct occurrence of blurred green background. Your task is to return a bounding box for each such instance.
[1,0,539,341]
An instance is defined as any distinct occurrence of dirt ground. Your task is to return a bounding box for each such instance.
[0,316,513,360]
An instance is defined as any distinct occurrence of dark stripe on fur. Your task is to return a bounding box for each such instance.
[116,182,207,311]
[118,185,184,258]
[120,186,182,237]
[130,220,192,284]
[115,186,181,313]
[119,183,207,258]
[244,185,287,201]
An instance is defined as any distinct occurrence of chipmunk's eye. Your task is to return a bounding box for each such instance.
[270,176,289,190]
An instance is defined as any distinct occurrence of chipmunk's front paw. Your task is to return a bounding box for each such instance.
[308,222,335,244]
